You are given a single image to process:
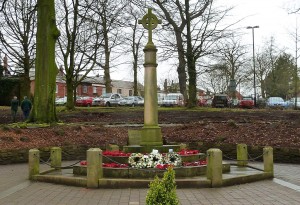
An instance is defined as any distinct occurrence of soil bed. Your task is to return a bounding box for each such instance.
[0,108,300,151]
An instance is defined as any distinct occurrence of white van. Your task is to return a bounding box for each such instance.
[161,93,184,107]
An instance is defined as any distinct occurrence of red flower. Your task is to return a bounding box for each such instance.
[182,160,207,167]
[80,161,87,166]
[156,164,174,170]
[177,149,199,155]
[102,151,131,157]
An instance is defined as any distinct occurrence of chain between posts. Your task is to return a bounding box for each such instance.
[222,150,268,162]
[36,155,82,169]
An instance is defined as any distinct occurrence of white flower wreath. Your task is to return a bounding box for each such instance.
[164,152,182,167]
[128,152,164,168]
[147,153,163,168]
[128,153,144,168]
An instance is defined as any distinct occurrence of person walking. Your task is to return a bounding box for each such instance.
[11,96,19,122]
[21,96,32,121]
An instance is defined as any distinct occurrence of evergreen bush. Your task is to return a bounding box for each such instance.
[146,167,179,205]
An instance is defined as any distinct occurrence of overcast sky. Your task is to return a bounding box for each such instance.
[223,0,299,52]
[111,0,300,86]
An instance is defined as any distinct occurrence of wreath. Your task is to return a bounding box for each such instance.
[147,153,163,168]
[128,153,144,168]
[164,152,182,167]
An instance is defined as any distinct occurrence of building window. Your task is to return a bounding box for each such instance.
[117,89,122,94]
[102,88,106,94]
[93,86,97,94]
[129,90,133,96]
[83,85,88,93]
[56,84,58,93]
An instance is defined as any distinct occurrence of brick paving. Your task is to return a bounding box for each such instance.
[0,162,300,205]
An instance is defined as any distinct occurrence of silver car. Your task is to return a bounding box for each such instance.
[119,96,144,107]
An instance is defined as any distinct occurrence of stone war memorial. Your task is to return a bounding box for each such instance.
[28,8,274,189]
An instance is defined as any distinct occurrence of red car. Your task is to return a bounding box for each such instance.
[75,97,93,107]
[239,97,254,108]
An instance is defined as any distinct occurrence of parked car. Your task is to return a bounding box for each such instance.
[157,93,166,106]
[212,94,231,108]
[75,97,93,107]
[92,97,102,106]
[287,97,300,109]
[99,93,123,107]
[161,93,184,107]
[266,97,288,109]
[257,98,267,108]
[239,97,254,109]
[55,97,67,106]
[119,96,144,107]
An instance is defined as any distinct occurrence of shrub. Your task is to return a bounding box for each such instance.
[146,167,179,205]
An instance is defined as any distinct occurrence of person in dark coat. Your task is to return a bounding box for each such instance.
[11,96,19,122]
[21,96,32,121]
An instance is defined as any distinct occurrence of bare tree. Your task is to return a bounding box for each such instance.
[256,37,282,98]
[121,4,145,96]
[87,0,128,93]
[0,0,36,98]
[56,0,101,109]
[211,36,248,98]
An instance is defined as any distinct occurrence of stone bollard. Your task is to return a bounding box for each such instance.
[263,146,273,176]
[237,144,248,166]
[29,149,40,180]
[87,148,103,188]
[50,147,62,169]
[207,148,223,187]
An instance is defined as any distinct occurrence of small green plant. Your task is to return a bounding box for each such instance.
[146,167,179,205]
[14,128,22,134]
[227,119,238,128]
[1,125,10,131]
[54,128,65,136]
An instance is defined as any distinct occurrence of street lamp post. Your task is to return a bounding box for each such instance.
[247,26,259,107]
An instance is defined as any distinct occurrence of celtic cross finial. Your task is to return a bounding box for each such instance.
[138,8,161,45]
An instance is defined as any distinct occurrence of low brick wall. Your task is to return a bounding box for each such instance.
[1,143,299,165]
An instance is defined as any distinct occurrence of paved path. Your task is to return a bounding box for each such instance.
[0,162,300,205]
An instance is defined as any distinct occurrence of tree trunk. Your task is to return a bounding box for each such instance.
[185,0,197,108]
[133,57,138,96]
[103,21,112,93]
[175,33,187,102]
[66,76,75,110]
[31,0,60,123]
